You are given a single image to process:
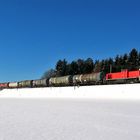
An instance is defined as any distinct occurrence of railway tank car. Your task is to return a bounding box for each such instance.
[18,80,33,88]
[8,82,18,88]
[32,79,48,87]
[73,72,104,85]
[49,75,73,86]
[73,75,83,85]
[81,72,104,85]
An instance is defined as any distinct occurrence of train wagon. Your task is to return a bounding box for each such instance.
[32,79,48,87]
[73,72,104,85]
[49,75,73,86]
[0,83,9,89]
[18,80,33,88]
[81,72,104,85]
[73,75,83,85]
[8,82,18,88]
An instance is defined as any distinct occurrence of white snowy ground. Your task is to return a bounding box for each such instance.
[0,84,140,140]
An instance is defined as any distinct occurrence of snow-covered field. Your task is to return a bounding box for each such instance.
[0,99,140,140]
[0,84,140,140]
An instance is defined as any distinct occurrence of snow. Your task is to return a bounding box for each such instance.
[0,84,140,100]
[0,99,140,140]
[0,84,140,140]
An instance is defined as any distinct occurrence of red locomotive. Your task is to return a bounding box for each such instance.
[106,69,140,84]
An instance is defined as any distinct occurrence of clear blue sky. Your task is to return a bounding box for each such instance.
[0,0,140,82]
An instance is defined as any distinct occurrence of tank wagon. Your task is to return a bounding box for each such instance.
[1,69,140,89]
[73,75,82,85]
[18,80,33,88]
[49,75,73,86]
[9,82,18,88]
[32,79,48,87]
[73,72,104,85]
[81,72,104,85]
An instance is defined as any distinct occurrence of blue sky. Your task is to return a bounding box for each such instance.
[0,0,140,82]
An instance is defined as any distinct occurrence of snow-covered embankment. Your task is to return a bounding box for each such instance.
[0,84,140,100]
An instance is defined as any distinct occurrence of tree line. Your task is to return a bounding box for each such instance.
[42,48,140,79]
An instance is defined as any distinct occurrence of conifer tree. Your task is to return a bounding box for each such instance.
[84,58,94,73]
[77,59,85,74]
[94,60,101,72]
[56,59,67,76]
[69,61,79,75]
[128,48,139,70]
[122,53,129,69]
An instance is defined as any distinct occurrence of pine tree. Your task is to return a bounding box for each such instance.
[55,59,67,76]
[138,52,140,69]
[94,60,101,72]
[77,59,85,74]
[69,61,79,75]
[114,55,121,72]
[122,53,129,70]
[83,58,94,73]
[128,48,139,70]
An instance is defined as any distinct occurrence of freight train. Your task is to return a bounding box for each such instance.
[0,69,140,89]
